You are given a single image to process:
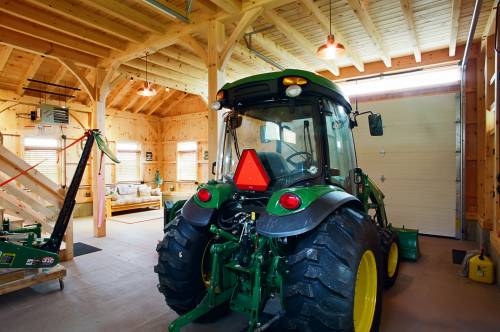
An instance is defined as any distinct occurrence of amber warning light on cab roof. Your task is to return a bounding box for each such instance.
[233,149,270,192]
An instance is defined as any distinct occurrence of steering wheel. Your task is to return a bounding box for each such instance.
[286,151,313,169]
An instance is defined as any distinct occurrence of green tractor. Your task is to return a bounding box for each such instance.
[155,69,403,332]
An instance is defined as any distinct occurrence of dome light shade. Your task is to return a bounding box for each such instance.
[137,81,157,96]
[317,34,345,60]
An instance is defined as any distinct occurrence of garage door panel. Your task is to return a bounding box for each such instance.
[356,93,457,237]
[358,152,456,180]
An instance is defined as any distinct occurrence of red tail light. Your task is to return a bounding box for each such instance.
[279,193,301,210]
[197,188,212,202]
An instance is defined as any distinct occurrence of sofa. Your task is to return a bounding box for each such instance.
[106,184,162,215]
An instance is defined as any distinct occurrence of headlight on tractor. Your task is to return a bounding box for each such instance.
[285,85,302,98]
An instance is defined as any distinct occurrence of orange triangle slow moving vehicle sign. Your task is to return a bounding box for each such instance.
[233,149,270,191]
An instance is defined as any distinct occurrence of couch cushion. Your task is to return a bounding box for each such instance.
[117,184,137,195]
[138,185,152,197]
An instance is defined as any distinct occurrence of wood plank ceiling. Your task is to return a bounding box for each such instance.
[0,0,495,116]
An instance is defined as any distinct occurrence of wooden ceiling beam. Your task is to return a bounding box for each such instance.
[232,43,276,73]
[0,0,126,51]
[0,88,92,112]
[346,0,391,67]
[119,65,207,96]
[107,80,133,107]
[162,93,189,116]
[121,93,141,112]
[248,30,310,70]
[148,52,207,80]
[0,12,110,58]
[27,0,144,43]
[132,89,162,114]
[0,45,12,72]
[160,47,207,70]
[319,45,470,81]
[400,0,421,63]
[449,0,462,56]
[220,7,263,69]
[17,55,44,95]
[51,65,68,85]
[100,12,211,67]
[209,0,242,13]
[58,59,96,102]
[146,90,174,116]
[481,1,498,39]
[178,35,209,67]
[127,58,205,83]
[87,0,165,34]
[263,9,339,76]
[300,0,364,72]
[0,27,98,68]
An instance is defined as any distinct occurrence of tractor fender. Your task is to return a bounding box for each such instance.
[181,197,215,227]
[256,191,363,238]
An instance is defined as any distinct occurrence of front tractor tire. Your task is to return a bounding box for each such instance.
[282,207,383,332]
[155,216,211,315]
[379,228,400,289]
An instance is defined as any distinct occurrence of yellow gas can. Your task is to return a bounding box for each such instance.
[468,251,495,284]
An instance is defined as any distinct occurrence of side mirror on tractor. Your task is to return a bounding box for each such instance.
[368,113,384,136]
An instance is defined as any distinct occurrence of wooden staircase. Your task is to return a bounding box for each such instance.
[0,139,73,261]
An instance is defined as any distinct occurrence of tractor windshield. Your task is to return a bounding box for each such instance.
[218,102,320,191]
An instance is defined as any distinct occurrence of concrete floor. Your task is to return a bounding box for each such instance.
[1,215,500,332]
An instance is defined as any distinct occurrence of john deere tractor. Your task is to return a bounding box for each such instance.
[155,69,403,332]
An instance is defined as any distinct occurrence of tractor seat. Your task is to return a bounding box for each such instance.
[257,152,290,184]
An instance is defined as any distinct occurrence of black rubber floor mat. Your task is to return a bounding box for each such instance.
[74,242,102,257]
[452,249,466,264]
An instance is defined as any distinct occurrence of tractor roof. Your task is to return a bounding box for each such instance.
[220,69,351,111]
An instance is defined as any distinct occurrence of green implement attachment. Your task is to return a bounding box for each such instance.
[394,227,420,261]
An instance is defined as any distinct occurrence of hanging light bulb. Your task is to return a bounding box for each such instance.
[316,0,345,60]
[137,52,157,97]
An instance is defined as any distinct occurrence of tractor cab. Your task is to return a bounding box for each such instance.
[213,69,372,196]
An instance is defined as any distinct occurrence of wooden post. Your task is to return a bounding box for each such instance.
[91,67,113,237]
[207,20,225,179]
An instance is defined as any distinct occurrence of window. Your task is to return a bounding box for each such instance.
[337,66,460,97]
[24,137,59,184]
[177,141,197,181]
[116,142,141,182]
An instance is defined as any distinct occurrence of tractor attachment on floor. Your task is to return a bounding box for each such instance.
[0,130,118,269]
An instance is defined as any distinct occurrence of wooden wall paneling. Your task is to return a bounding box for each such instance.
[465,57,478,218]
[476,48,488,228]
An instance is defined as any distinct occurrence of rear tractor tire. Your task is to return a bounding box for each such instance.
[155,216,216,318]
[281,207,383,332]
[379,228,400,289]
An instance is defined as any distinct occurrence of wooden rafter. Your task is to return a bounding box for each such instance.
[449,0,463,56]
[248,30,310,70]
[127,58,204,84]
[27,0,144,43]
[0,12,110,58]
[0,0,126,51]
[51,65,68,85]
[400,0,421,62]
[58,59,96,102]
[163,93,188,116]
[131,90,159,114]
[76,70,96,104]
[100,12,211,67]
[148,51,206,79]
[0,45,12,72]
[179,35,209,67]
[0,27,98,68]
[220,7,263,69]
[300,0,364,72]
[346,0,391,67]
[208,0,241,13]
[17,55,44,95]
[147,90,175,116]
[87,0,165,34]
[160,47,207,70]
[107,80,133,107]
[263,9,339,76]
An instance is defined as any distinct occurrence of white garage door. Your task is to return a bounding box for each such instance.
[353,93,458,237]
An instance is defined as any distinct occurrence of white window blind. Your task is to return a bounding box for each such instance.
[177,141,197,181]
[116,142,141,182]
[24,137,59,184]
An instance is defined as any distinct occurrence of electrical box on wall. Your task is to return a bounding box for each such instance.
[37,103,69,124]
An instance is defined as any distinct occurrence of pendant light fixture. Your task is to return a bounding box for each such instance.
[316,0,345,60]
[137,52,157,97]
